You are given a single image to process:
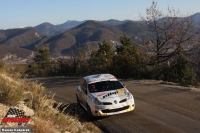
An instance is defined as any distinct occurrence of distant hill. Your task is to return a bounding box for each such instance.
[0,45,34,62]
[117,21,156,45]
[101,19,128,25]
[71,20,122,40]
[61,20,123,55]
[36,20,152,56]
[38,20,128,36]
[57,19,128,30]
[34,13,200,36]
[32,20,123,56]
[57,20,86,30]
[35,22,67,36]
[188,12,200,25]
[0,28,44,47]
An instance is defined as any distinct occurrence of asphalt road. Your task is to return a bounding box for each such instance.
[28,77,200,133]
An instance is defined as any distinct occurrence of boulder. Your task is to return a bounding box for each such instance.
[17,101,34,117]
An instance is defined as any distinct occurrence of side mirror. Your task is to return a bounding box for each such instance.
[123,84,126,88]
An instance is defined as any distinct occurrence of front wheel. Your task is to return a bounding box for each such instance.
[86,105,93,121]
[76,94,80,105]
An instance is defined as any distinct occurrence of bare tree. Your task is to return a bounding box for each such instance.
[141,1,200,65]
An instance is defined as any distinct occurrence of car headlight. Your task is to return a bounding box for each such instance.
[127,92,132,100]
[93,97,103,105]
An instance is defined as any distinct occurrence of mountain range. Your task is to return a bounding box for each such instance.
[35,19,132,36]
[0,13,200,62]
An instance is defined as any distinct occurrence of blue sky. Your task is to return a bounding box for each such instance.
[1,0,200,29]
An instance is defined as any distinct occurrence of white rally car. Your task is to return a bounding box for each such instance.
[76,74,135,119]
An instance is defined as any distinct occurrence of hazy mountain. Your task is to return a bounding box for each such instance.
[188,12,200,25]
[57,20,86,30]
[57,19,128,30]
[157,13,200,26]
[35,22,67,36]
[101,19,129,25]
[36,13,200,37]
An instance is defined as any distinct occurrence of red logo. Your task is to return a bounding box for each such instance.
[1,108,31,126]
[2,118,30,123]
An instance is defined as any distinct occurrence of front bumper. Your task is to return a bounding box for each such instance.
[91,104,135,116]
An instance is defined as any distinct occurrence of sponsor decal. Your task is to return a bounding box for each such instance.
[1,108,31,126]
[97,92,107,97]
[102,89,124,99]
[117,89,124,94]
[103,91,117,99]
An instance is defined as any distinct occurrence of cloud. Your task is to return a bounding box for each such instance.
[19,26,25,28]
[132,14,140,20]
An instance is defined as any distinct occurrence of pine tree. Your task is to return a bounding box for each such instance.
[169,45,197,85]
[28,46,55,75]
[113,34,146,78]
[88,39,114,74]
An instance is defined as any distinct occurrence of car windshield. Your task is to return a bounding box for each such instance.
[88,81,124,93]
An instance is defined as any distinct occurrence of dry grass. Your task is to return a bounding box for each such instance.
[0,74,24,106]
[0,81,23,106]
[32,117,56,133]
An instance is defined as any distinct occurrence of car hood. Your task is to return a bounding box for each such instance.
[91,88,127,102]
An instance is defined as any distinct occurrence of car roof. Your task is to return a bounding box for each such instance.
[84,74,117,84]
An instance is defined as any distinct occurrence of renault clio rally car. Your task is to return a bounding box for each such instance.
[76,74,135,119]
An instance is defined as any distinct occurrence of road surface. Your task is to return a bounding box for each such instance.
[28,77,200,133]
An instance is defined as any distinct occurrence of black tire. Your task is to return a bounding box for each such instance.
[86,105,93,121]
[76,94,80,105]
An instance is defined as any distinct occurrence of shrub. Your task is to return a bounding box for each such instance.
[0,60,4,69]
[32,118,55,133]
[0,78,23,106]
